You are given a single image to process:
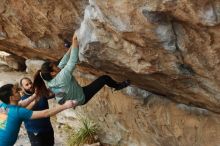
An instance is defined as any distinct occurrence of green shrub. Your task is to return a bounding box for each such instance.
[68,118,98,146]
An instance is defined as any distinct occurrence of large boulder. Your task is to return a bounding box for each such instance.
[1,0,220,112]
[0,0,88,60]
[1,1,220,145]
[77,0,220,113]
[56,73,220,146]
[0,51,25,70]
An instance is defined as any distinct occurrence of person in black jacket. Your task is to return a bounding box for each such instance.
[20,77,55,146]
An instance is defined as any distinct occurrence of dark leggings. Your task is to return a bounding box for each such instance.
[82,75,119,104]
[27,130,54,146]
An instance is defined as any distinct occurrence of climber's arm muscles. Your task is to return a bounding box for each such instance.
[58,49,71,69]
[62,33,79,72]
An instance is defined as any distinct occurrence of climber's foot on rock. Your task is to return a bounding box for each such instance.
[114,80,131,91]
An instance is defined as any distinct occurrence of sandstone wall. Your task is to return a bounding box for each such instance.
[1,1,220,145]
[56,74,220,146]
[77,0,220,113]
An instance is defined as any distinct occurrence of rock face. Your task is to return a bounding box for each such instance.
[1,0,220,112]
[57,74,220,146]
[0,0,88,60]
[0,51,26,70]
[1,0,220,145]
[77,0,220,113]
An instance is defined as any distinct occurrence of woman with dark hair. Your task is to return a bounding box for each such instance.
[34,32,130,105]
[0,84,76,146]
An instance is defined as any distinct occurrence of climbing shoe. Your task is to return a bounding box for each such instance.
[114,80,131,91]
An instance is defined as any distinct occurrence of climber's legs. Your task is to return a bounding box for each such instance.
[82,75,130,104]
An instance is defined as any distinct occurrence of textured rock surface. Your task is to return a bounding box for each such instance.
[25,59,45,74]
[1,0,220,145]
[0,51,25,70]
[0,0,88,60]
[57,74,220,146]
[77,0,220,113]
[1,0,220,112]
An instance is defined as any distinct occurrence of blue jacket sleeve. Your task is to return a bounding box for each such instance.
[62,46,79,73]
[58,52,70,69]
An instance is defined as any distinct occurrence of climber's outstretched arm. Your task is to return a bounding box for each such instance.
[31,100,77,119]
[58,32,79,69]
[61,33,79,73]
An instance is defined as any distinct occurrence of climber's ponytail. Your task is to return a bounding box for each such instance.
[33,70,50,97]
